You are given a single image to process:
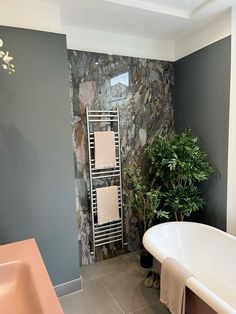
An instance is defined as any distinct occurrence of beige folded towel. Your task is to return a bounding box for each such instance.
[96,186,120,225]
[160,257,194,314]
[94,131,116,169]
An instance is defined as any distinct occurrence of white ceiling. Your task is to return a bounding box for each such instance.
[104,0,211,18]
[31,0,234,41]
[143,0,208,11]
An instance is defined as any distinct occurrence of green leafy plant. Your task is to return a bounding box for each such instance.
[124,162,169,235]
[146,129,214,221]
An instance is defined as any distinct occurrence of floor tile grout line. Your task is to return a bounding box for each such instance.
[99,278,125,314]
[80,252,139,272]
[81,257,141,283]
[128,300,161,314]
[80,255,123,271]
[84,265,141,284]
[81,270,118,283]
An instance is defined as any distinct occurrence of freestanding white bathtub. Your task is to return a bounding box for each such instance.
[143,222,236,314]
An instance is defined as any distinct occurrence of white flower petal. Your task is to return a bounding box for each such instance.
[3,55,13,64]
[0,39,3,48]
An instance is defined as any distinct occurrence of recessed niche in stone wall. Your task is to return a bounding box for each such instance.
[68,50,174,264]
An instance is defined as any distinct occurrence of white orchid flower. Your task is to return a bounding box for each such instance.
[3,52,13,64]
[0,39,15,74]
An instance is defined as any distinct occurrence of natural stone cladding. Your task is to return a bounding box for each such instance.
[68,50,174,264]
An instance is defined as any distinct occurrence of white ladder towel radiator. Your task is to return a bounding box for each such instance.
[86,108,124,256]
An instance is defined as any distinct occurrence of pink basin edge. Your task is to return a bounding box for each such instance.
[0,238,63,314]
[0,261,44,314]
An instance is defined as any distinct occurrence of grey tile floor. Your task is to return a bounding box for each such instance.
[59,252,170,314]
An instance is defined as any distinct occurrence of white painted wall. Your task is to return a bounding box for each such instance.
[63,12,232,61]
[0,1,61,33]
[0,0,175,61]
[227,6,236,236]
[62,25,175,61]
[175,10,231,60]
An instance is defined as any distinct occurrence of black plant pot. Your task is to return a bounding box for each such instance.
[140,249,153,268]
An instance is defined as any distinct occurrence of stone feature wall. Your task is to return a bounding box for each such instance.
[68,50,174,264]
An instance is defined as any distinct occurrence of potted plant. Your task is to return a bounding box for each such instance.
[146,129,214,221]
[124,162,169,268]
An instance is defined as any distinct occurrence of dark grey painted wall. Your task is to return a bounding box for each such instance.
[174,36,231,231]
[0,26,79,285]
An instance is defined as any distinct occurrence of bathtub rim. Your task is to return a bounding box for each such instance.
[143,221,236,314]
[143,221,236,264]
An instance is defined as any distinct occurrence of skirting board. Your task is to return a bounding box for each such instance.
[54,276,83,297]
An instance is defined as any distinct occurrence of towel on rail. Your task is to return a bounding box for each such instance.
[96,186,120,225]
[160,257,194,314]
[94,131,116,169]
